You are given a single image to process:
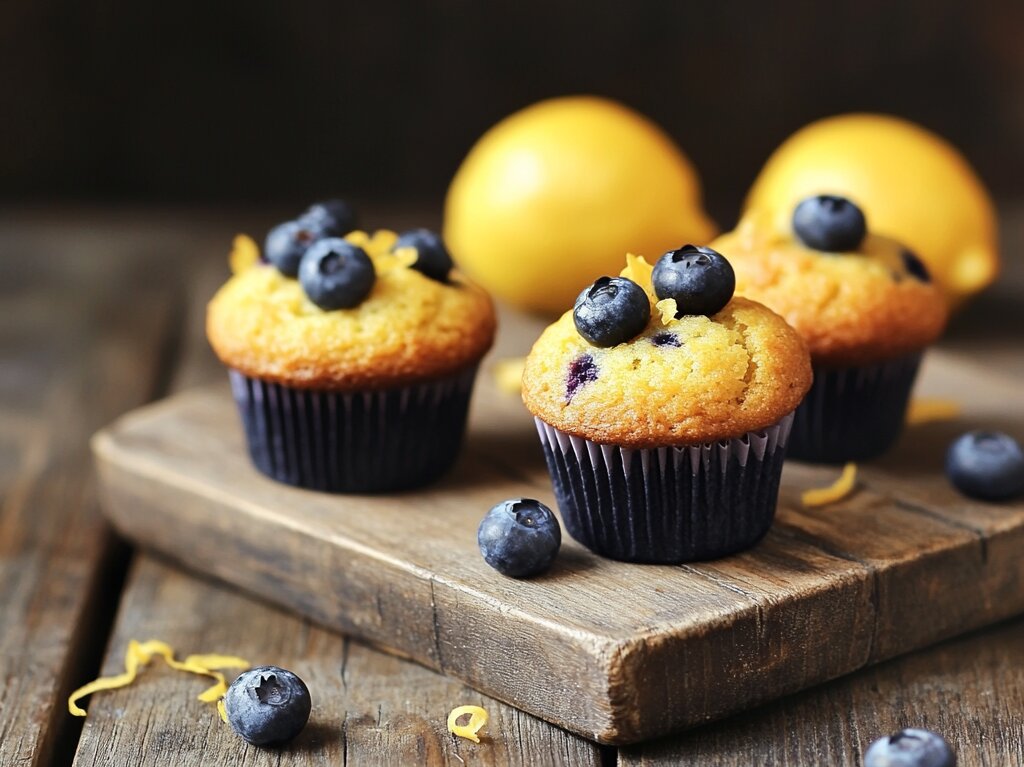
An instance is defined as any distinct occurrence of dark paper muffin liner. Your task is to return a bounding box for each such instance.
[535,412,795,564]
[228,366,478,493]
[788,352,923,464]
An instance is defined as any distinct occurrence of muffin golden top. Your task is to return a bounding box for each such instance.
[207,230,496,389]
[521,255,812,448]
[712,207,948,367]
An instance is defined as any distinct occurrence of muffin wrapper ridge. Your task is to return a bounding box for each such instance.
[788,352,923,464]
[535,412,795,564]
[229,366,478,493]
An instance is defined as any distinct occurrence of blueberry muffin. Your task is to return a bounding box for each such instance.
[207,207,496,492]
[521,247,812,563]
[713,195,948,462]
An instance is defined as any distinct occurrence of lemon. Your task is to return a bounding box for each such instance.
[444,96,716,315]
[745,113,999,307]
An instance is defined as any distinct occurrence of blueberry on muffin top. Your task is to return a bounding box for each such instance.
[522,252,812,448]
[712,199,948,367]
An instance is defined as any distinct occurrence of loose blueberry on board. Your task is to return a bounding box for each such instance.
[902,250,932,282]
[792,194,867,252]
[265,220,326,277]
[477,498,561,578]
[299,199,358,237]
[652,245,735,318]
[863,728,956,767]
[224,666,312,747]
[298,239,376,311]
[573,276,650,347]
[394,228,454,282]
[946,431,1024,501]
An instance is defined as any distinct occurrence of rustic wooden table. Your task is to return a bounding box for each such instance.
[1,205,1022,766]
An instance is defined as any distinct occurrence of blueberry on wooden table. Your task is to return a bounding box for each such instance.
[792,194,867,252]
[863,728,956,767]
[394,228,454,282]
[652,244,735,317]
[573,276,650,347]
[946,430,1024,501]
[299,199,358,237]
[298,238,376,310]
[265,220,327,277]
[224,666,312,747]
[478,498,561,578]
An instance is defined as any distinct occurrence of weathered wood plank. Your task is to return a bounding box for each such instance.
[91,345,1024,744]
[0,217,185,766]
[0,204,1018,766]
[620,611,1024,767]
[71,549,603,765]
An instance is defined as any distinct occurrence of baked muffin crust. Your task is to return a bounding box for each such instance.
[522,255,812,448]
[713,209,948,367]
[207,230,496,390]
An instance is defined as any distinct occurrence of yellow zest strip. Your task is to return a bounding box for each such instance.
[447,705,489,743]
[229,234,260,274]
[493,357,526,395]
[619,253,655,295]
[68,639,250,717]
[802,463,858,507]
[344,229,371,247]
[906,397,961,425]
[217,698,229,724]
[655,298,678,326]
[389,245,418,269]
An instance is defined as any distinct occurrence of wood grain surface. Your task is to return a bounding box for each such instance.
[0,218,185,765]
[72,557,602,766]
[3,206,1023,765]
[93,343,1024,744]
[621,614,1024,766]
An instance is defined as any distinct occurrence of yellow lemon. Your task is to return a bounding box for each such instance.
[745,113,999,307]
[444,96,716,315]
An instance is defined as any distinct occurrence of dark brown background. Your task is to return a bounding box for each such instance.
[3,0,1023,224]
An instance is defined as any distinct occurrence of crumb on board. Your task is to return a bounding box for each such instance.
[906,397,961,425]
[802,463,859,507]
[447,705,488,743]
[68,639,250,718]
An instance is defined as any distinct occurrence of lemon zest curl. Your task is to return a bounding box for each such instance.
[68,639,250,717]
[447,705,489,743]
[802,463,858,507]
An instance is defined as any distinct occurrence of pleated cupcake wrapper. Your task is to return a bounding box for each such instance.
[788,352,923,464]
[229,366,478,493]
[536,412,794,564]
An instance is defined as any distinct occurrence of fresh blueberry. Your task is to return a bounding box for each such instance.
[651,245,735,317]
[566,354,598,401]
[864,728,956,767]
[394,228,454,282]
[477,498,561,578]
[946,431,1024,501]
[792,194,867,252]
[299,199,357,237]
[265,220,326,277]
[573,276,650,347]
[902,250,931,282]
[224,666,311,747]
[298,238,376,310]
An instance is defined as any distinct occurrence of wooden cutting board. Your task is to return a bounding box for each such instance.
[92,350,1024,745]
